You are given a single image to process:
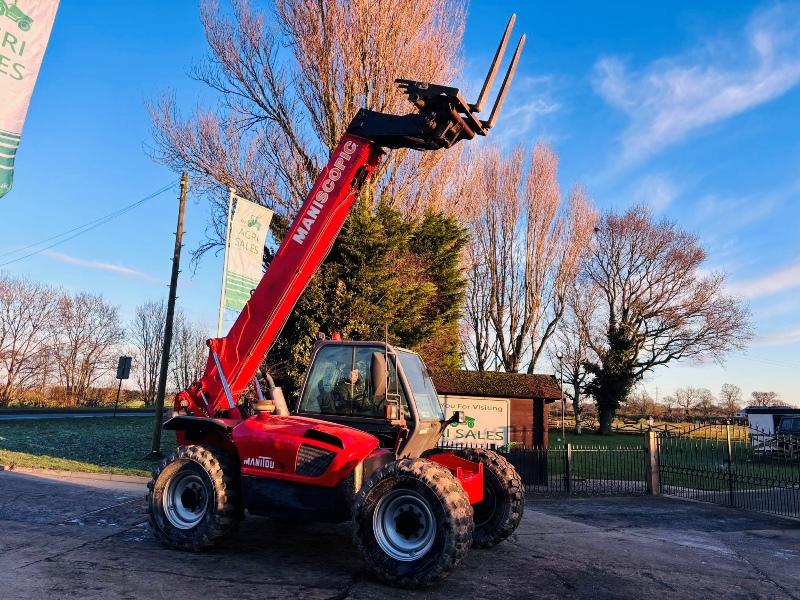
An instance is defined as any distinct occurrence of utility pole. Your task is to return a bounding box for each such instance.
[151,172,188,457]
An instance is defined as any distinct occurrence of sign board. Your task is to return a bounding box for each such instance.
[0,0,60,198]
[441,395,509,447]
[116,356,132,380]
[224,195,274,311]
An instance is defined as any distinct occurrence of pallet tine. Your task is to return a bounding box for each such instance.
[483,34,526,129]
[471,14,516,113]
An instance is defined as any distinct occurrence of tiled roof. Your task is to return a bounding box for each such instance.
[431,369,562,402]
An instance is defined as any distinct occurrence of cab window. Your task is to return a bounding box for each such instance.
[298,345,409,419]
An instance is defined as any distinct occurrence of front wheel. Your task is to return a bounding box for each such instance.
[147,445,242,551]
[18,20,31,32]
[352,458,473,588]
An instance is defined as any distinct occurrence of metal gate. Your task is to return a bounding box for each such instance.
[658,421,800,519]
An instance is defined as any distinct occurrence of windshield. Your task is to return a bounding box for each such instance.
[297,344,410,419]
[397,350,443,421]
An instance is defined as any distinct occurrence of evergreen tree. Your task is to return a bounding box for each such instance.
[267,203,468,400]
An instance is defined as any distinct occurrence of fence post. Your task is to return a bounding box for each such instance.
[564,443,572,493]
[725,421,735,508]
[644,430,660,495]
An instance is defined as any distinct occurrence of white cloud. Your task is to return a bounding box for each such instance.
[753,329,800,346]
[727,260,800,299]
[490,75,560,144]
[632,173,677,212]
[593,4,800,163]
[43,251,161,283]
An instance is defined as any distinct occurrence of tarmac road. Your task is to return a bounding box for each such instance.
[2,469,800,599]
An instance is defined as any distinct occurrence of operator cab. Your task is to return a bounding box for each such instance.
[294,340,453,457]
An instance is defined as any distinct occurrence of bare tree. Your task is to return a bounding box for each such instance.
[582,206,751,433]
[171,311,209,392]
[53,292,123,406]
[0,274,59,406]
[550,285,598,433]
[129,299,166,407]
[661,394,676,418]
[463,242,494,371]
[719,383,743,416]
[465,144,597,373]
[750,390,780,407]
[695,388,717,418]
[150,0,469,258]
[627,388,658,416]
[675,387,700,417]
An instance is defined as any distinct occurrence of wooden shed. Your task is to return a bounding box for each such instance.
[431,370,562,448]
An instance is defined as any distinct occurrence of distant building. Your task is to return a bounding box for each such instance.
[432,369,561,448]
[742,406,800,435]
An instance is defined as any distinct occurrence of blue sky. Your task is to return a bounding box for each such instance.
[1,1,798,404]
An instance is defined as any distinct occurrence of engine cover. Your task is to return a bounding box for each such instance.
[232,413,380,487]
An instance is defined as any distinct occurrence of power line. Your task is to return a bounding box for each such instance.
[0,183,176,267]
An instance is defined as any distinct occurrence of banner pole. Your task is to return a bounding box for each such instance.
[216,188,235,337]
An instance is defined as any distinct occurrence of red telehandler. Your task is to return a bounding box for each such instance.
[148,16,526,588]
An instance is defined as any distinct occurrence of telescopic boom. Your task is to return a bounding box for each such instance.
[178,15,525,418]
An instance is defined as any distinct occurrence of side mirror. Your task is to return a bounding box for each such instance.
[447,410,466,426]
[371,352,387,400]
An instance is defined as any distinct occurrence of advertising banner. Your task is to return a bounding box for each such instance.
[224,195,273,311]
[0,0,60,198]
[442,396,510,447]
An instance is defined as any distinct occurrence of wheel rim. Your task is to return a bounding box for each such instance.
[163,471,209,530]
[373,489,436,561]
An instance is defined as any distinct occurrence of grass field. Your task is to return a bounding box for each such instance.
[0,417,176,476]
[547,431,645,448]
[550,417,751,441]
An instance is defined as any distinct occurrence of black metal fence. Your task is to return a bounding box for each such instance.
[504,444,647,495]
[658,422,800,519]
[439,429,648,496]
[439,423,800,518]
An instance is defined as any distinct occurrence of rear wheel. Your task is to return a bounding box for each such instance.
[352,458,473,588]
[431,447,524,548]
[147,445,241,551]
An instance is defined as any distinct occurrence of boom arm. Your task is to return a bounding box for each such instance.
[177,16,525,418]
[186,135,381,417]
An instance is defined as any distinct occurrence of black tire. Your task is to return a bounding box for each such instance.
[147,445,242,551]
[436,447,524,548]
[352,458,473,588]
